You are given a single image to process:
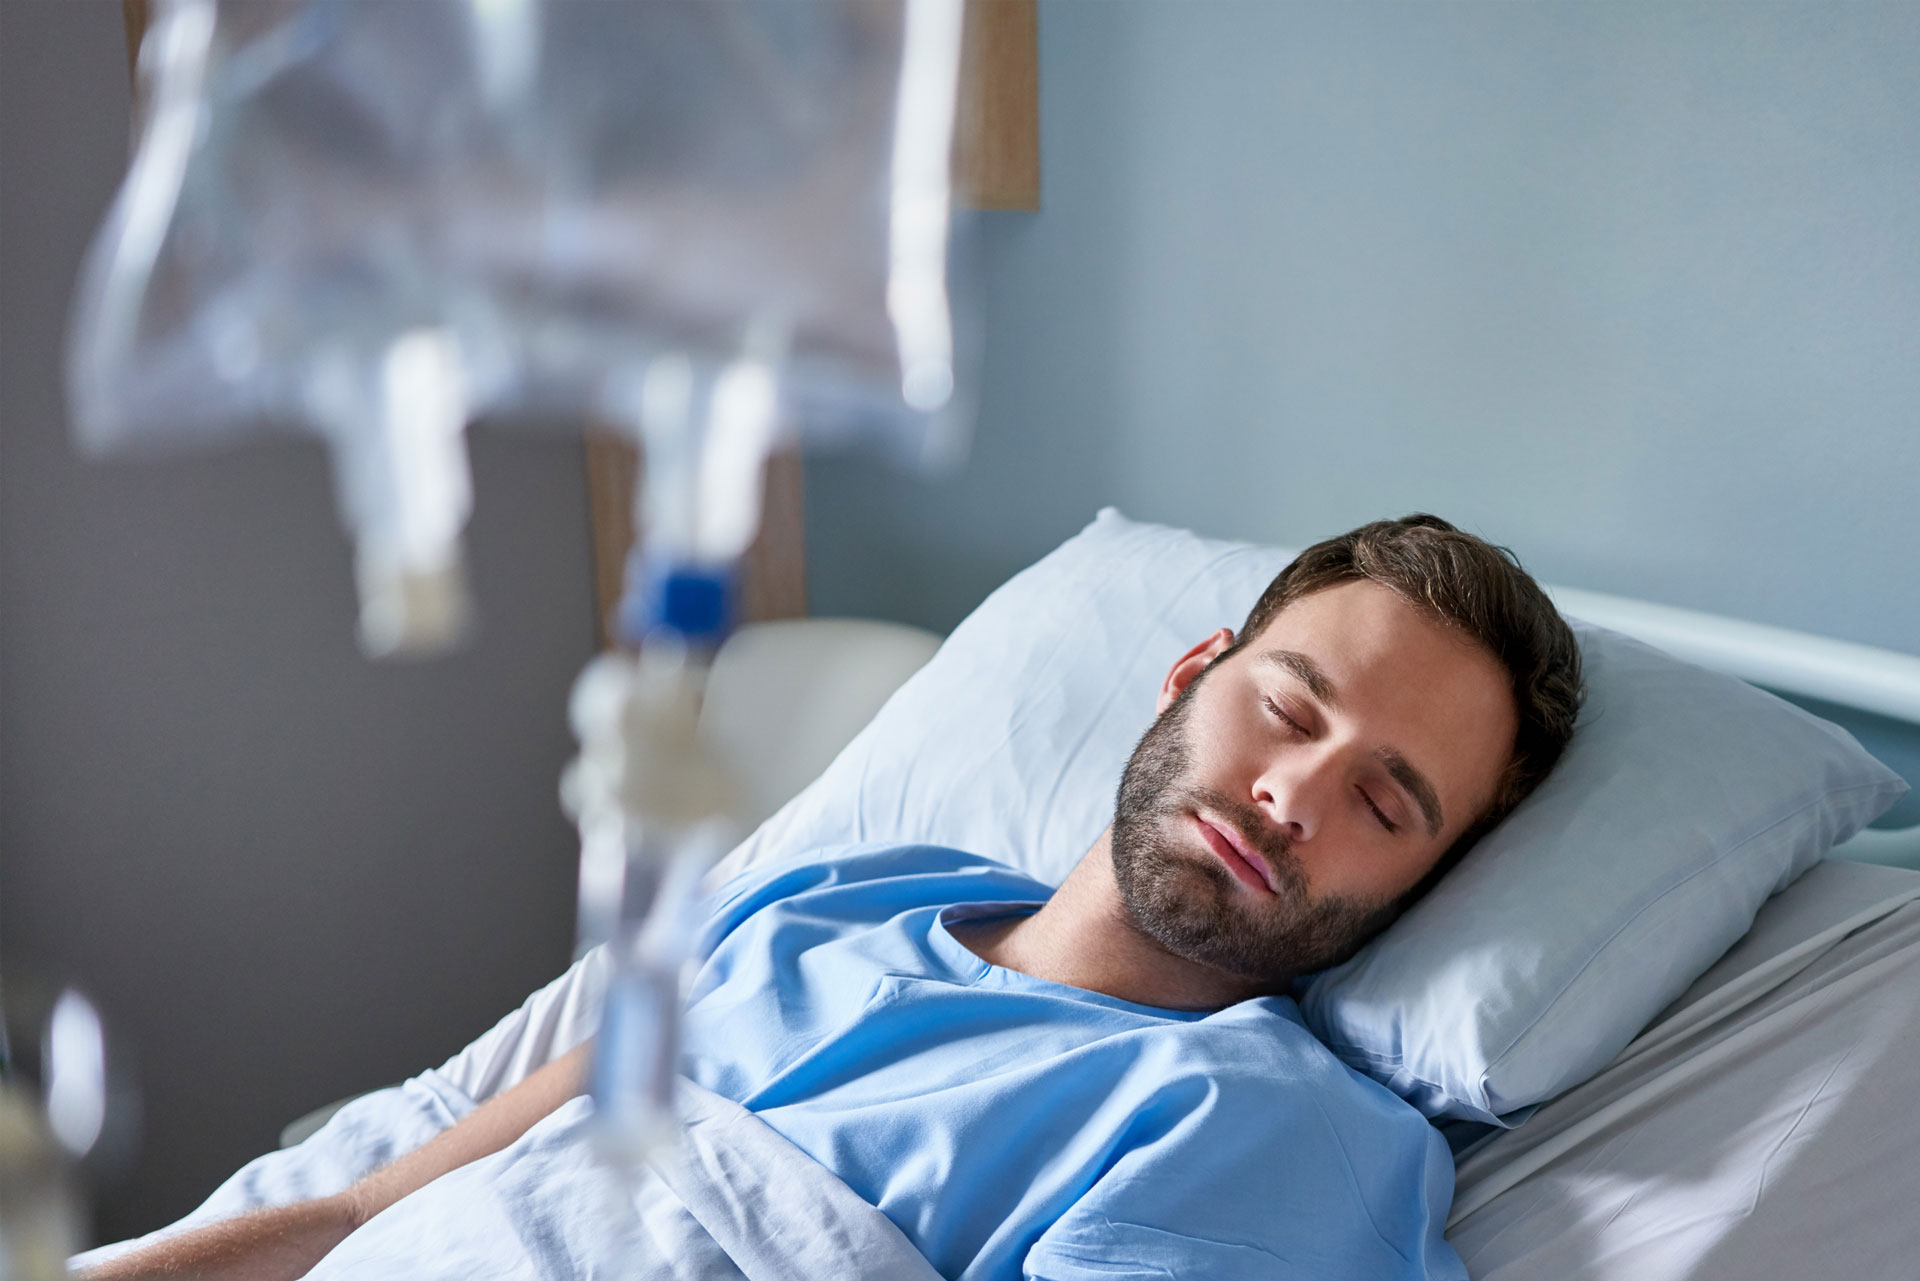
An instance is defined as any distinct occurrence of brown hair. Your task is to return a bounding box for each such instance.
[1230,514,1584,893]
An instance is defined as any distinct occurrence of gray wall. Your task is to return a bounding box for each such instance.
[2,3,596,1239]
[810,0,1920,655]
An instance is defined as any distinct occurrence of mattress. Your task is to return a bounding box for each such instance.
[1447,858,1920,1280]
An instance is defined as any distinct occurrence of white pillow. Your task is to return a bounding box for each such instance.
[720,509,1265,885]
[719,509,1907,1123]
[1300,617,1906,1122]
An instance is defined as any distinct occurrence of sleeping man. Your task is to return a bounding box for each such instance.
[86,514,1583,1281]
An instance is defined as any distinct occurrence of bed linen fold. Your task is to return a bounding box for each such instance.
[1447,894,1920,1280]
[73,1075,940,1281]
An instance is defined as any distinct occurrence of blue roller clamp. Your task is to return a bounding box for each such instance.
[616,553,736,649]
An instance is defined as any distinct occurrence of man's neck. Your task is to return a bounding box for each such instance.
[953,829,1263,1012]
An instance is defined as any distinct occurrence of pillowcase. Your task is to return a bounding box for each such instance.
[719,508,1908,1123]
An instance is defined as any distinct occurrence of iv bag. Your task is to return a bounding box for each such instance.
[68,0,972,466]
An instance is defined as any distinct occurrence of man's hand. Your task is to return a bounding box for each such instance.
[80,1042,590,1280]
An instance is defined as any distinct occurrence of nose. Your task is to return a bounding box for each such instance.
[1251,746,1343,846]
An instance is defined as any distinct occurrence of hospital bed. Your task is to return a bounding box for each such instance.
[74,513,1920,1280]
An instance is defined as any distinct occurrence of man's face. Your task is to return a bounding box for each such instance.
[1111,579,1518,985]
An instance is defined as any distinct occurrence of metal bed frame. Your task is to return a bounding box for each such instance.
[1547,584,1920,869]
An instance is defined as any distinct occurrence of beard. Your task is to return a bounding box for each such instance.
[1110,667,1405,987]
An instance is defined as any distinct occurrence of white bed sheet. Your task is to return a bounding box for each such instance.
[73,945,939,1281]
[1448,858,1920,1280]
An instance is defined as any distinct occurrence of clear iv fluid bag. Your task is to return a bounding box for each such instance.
[69,0,971,467]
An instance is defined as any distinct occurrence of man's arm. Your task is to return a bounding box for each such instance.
[81,1042,590,1281]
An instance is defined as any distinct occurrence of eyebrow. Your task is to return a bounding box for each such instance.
[1255,648,1341,709]
[1257,647,1446,838]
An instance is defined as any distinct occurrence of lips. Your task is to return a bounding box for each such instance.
[1193,814,1278,895]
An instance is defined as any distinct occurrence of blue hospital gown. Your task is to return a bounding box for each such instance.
[682,845,1466,1281]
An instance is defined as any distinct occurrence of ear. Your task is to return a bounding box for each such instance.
[1157,628,1236,714]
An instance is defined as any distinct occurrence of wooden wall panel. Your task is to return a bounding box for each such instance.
[121,0,147,80]
[955,0,1041,211]
[582,434,641,645]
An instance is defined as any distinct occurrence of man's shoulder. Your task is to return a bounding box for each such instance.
[700,842,1051,943]
[1140,999,1439,1132]
[1026,1004,1461,1280]
[1142,997,1325,1078]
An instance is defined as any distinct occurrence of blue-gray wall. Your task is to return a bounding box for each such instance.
[810,1,1920,656]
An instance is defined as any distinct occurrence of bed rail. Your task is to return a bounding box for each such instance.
[1547,585,1920,871]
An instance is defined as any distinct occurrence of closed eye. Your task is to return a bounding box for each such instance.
[1359,788,1399,834]
[1262,696,1306,736]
